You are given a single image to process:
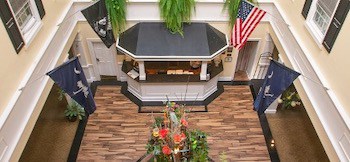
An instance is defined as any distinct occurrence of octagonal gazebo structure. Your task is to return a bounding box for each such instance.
[117,22,229,102]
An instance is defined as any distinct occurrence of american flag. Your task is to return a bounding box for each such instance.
[232,1,266,50]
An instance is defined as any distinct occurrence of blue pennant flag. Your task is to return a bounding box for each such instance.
[47,57,96,114]
[254,60,300,114]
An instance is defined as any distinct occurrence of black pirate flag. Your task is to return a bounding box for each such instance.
[81,0,115,48]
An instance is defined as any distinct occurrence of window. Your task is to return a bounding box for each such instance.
[306,0,339,43]
[8,0,44,44]
[312,2,332,34]
[302,0,350,52]
[10,0,34,29]
[0,0,45,53]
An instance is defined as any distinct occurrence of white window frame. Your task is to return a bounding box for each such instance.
[7,0,43,46]
[305,0,340,45]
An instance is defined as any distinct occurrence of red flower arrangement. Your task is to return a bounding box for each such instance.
[159,128,169,139]
[181,119,188,127]
[173,134,182,144]
[162,145,172,155]
[146,101,209,161]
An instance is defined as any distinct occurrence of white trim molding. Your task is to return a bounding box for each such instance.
[270,2,350,161]
[82,64,96,83]
[0,1,349,161]
[86,38,103,81]
[0,2,78,161]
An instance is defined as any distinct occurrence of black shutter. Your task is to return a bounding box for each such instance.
[34,0,45,19]
[0,0,24,53]
[323,0,350,53]
[302,0,313,18]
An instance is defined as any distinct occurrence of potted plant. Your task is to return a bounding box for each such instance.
[105,0,127,37]
[159,0,196,35]
[278,89,302,109]
[64,100,86,122]
[146,101,209,161]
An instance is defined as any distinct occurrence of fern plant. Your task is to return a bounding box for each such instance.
[223,0,257,29]
[105,0,127,37]
[159,0,195,35]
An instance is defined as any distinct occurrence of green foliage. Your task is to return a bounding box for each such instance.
[105,0,127,37]
[223,0,257,29]
[154,117,164,127]
[57,88,65,101]
[146,102,209,161]
[64,101,86,121]
[159,0,195,35]
[280,89,301,109]
[189,130,209,161]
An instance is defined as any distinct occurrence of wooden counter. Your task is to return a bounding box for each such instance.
[122,61,223,83]
[121,60,223,101]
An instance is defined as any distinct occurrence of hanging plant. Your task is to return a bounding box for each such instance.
[159,0,196,35]
[223,0,257,29]
[105,0,127,37]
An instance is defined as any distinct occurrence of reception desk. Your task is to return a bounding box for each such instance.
[122,61,223,101]
[117,22,228,102]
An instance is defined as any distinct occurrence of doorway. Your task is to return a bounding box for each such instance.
[234,41,259,81]
[87,39,118,80]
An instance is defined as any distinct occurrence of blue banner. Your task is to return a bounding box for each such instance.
[254,60,300,114]
[47,57,96,114]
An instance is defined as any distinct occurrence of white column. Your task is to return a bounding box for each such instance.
[200,61,207,81]
[265,95,281,113]
[118,62,127,82]
[138,61,146,80]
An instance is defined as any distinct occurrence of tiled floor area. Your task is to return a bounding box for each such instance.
[77,85,270,161]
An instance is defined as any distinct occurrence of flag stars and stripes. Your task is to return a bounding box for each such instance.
[238,1,254,21]
[232,1,266,50]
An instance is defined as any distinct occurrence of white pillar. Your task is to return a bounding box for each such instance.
[138,61,146,80]
[118,62,127,82]
[265,95,281,113]
[200,62,207,81]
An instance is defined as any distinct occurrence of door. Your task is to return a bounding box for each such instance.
[235,41,258,78]
[236,41,258,72]
[91,42,117,76]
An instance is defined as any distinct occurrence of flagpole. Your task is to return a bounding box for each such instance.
[243,0,290,27]
[302,75,329,90]
[57,0,97,26]
[265,12,290,27]
[268,57,329,90]
[19,74,47,91]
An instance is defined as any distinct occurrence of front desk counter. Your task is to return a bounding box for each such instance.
[121,61,223,101]
[122,61,223,83]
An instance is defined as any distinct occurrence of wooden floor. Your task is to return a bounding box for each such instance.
[234,70,250,81]
[77,85,270,161]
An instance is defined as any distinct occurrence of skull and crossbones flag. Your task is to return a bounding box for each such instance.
[253,60,300,115]
[47,57,96,114]
[81,0,115,48]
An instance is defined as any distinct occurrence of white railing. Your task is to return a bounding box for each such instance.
[253,52,272,79]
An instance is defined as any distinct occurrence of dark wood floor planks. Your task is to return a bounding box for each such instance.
[77,85,270,161]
